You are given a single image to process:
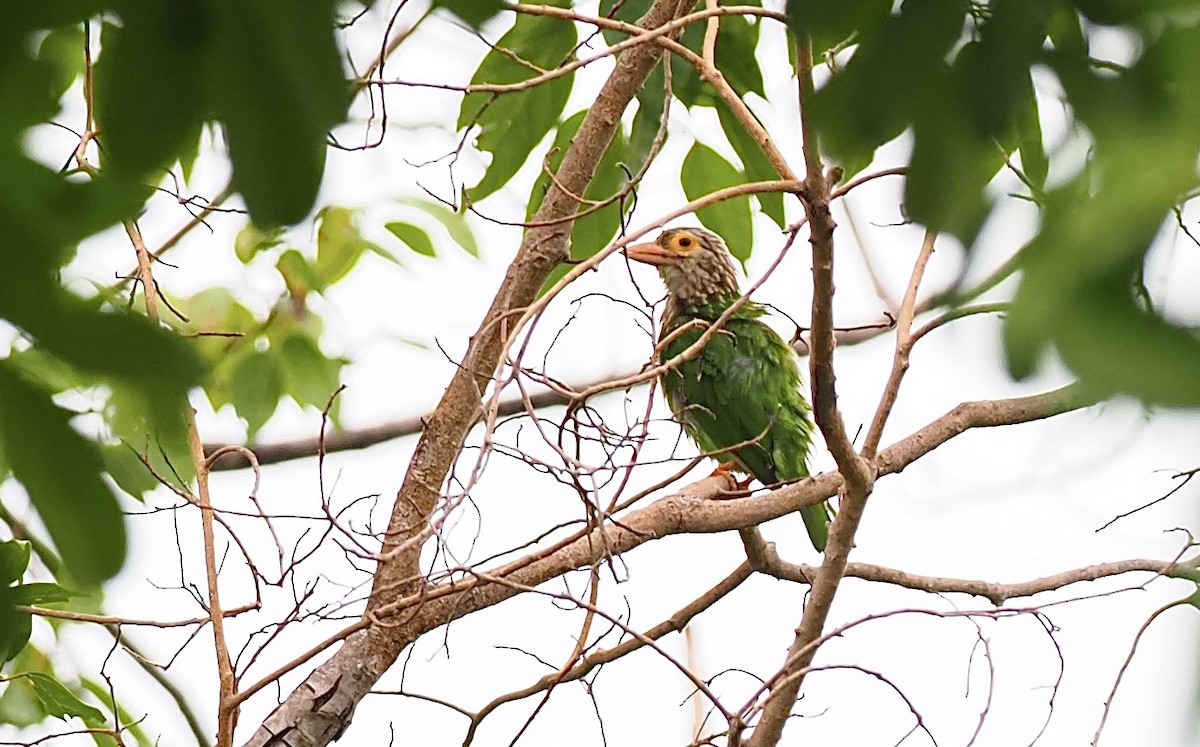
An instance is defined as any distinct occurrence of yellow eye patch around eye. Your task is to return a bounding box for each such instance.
[668,231,700,254]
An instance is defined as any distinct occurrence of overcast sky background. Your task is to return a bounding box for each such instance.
[7,3,1200,746]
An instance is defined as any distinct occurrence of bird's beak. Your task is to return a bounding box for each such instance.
[625,241,677,266]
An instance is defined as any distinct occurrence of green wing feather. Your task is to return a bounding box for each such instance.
[662,301,830,550]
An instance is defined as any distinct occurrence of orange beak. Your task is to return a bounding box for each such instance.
[625,241,678,266]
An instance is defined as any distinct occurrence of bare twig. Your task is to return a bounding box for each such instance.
[861,229,937,459]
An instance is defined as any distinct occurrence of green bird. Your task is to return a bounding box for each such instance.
[627,227,830,551]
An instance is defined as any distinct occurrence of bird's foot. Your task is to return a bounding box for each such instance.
[710,461,752,492]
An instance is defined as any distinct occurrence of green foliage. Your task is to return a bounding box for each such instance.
[715,102,785,228]
[681,143,753,265]
[1,3,475,738]
[0,540,74,663]
[172,284,350,442]
[386,221,437,257]
[24,672,105,725]
[93,1,349,226]
[395,197,481,258]
[600,0,767,108]
[234,223,286,263]
[787,0,891,59]
[788,0,1200,406]
[94,4,209,179]
[431,0,507,28]
[0,540,33,662]
[1,0,352,615]
[36,25,87,100]
[531,109,633,293]
[0,367,126,587]
[458,0,577,202]
[207,0,349,226]
[229,351,286,438]
[316,206,400,287]
[805,0,972,186]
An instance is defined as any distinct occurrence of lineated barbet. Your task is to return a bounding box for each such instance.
[626,227,830,551]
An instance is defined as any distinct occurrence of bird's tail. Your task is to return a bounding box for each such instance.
[801,502,831,552]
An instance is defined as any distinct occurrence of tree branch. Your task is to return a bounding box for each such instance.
[233,384,1085,729]
[744,33,874,747]
[240,2,693,744]
[742,533,1197,606]
[205,383,596,471]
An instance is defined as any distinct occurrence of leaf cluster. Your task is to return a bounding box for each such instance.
[793,0,1200,405]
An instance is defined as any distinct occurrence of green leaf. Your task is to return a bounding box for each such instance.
[955,0,1052,143]
[599,0,651,46]
[527,111,630,296]
[395,197,481,257]
[431,0,506,28]
[1014,76,1048,192]
[529,110,630,270]
[315,207,361,283]
[715,100,785,228]
[385,221,436,257]
[208,0,349,226]
[82,678,147,747]
[36,24,87,101]
[169,289,257,374]
[276,249,322,303]
[11,582,75,606]
[102,444,159,502]
[0,299,206,444]
[234,222,285,263]
[367,242,402,266]
[901,0,1052,241]
[0,540,31,584]
[94,3,209,177]
[228,350,284,439]
[0,587,32,663]
[681,143,754,265]
[105,382,195,489]
[177,120,206,184]
[278,333,343,409]
[785,0,892,60]
[1002,19,1200,406]
[714,14,764,101]
[458,2,576,201]
[315,207,388,286]
[0,646,47,721]
[0,364,125,587]
[812,0,971,177]
[670,22,707,107]
[573,120,631,261]
[905,66,998,241]
[628,64,667,173]
[25,673,105,725]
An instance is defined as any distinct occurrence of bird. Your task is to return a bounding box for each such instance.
[625,227,830,551]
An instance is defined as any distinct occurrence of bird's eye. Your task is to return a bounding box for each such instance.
[678,237,692,247]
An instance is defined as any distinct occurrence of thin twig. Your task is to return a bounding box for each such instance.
[861,229,937,459]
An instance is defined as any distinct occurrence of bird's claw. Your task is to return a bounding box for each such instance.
[710,461,752,492]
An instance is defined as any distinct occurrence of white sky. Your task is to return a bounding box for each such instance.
[6,3,1200,746]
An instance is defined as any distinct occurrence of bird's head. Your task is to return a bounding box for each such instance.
[625,227,740,308]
